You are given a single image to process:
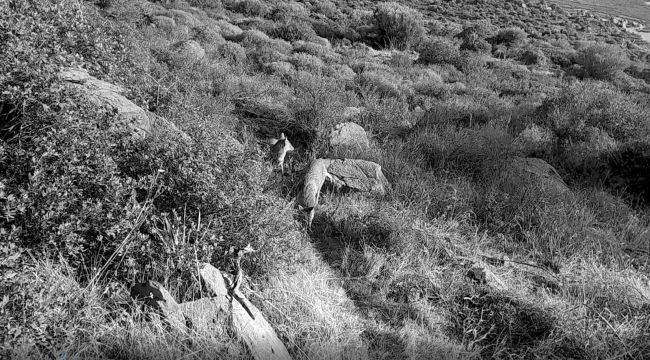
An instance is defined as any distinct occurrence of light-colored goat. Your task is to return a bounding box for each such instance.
[297,159,332,228]
[268,133,294,174]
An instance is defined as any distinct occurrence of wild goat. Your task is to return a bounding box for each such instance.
[297,159,332,229]
[268,132,294,174]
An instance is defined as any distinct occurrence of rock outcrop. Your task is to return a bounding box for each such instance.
[60,68,153,139]
[131,264,291,360]
[59,68,189,141]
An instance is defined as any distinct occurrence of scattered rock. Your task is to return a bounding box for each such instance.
[329,121,369,154]
[499,157,571,200]
[327,159,390,196]
[170,40,206,64]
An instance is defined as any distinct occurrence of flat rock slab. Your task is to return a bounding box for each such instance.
[327,159,390,196]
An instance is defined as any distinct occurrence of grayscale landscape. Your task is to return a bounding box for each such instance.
[1,0,649,359]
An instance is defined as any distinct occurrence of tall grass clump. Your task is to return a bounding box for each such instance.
[373,2,426,50]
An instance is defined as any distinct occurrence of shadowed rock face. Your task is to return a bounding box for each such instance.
[499,156,571,201]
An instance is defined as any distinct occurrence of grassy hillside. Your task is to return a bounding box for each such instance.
[1,0,649,359]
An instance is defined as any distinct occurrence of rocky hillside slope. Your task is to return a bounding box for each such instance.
[1,0,649,359]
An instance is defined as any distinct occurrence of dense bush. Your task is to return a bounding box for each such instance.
[491,27,527,47]
[418,36,461,65]
[456,20,496,53]
[270,18,318,42]
[576,43,630,80]
[538,80,650,142]
[373,2,426,50]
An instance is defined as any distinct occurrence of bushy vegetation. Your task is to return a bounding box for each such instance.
[372,2,426,50]
[1,0,649,359]
[576,43,631,80]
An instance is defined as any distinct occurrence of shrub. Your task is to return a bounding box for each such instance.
[576,43,630,80]
[289,53,325,73]
[373,2,426,50]
[491,27,527,47]
[456,20,496,53]
[538,80,650,142]
[233,0,269,17]
[267,1,309,22]
[217,41,247,63]
[292,40,338,62]
[270,18,318,42]
[418,36,461,65]
[313,0,341,19]
[357,70,406,99]
[324,63,356,81]
[518,47,547,65]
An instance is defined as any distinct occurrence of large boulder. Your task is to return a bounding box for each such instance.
[329,121,369,155]
[327,159,390,196]
[60,68,152,138]
[59,68,188,141]
[498,157,571,201]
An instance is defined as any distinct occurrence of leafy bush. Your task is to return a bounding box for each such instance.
[538,80,650,142]
[373,2,426,50]
[418,36,461,65]
[576,43,630,80]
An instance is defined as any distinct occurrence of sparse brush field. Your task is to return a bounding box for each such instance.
[1,0,650,359]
